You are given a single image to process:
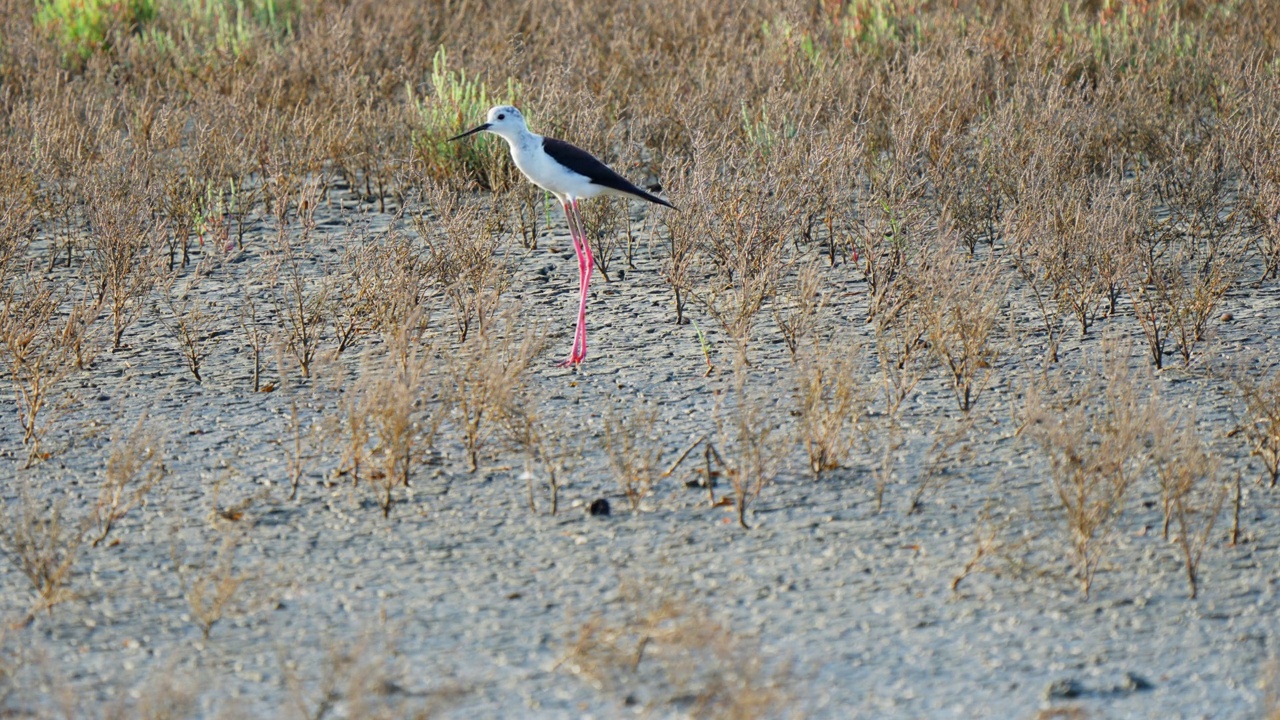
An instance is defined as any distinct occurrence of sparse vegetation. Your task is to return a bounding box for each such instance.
[0,0,1277,712]
[0,486,84,612]
[794,338,865,479]
[601,399,665,511]
[91,414,165,547]
[173,530,247,641]
[1232,364,1280,488]
[563,582,792,718]
[1024,342,1156,598]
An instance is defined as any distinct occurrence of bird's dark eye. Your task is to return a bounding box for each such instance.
[497,113,506,120]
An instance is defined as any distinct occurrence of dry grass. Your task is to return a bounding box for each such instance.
[600,399,665,511]
[0,0,1278,708]
[772,261,827,360]
[716,364,788,529]
[341,343,440,518]
[794,338,866,479]
[500,386,574,515]
[413,183,512,343]
[90,414,165,547]
[562,582,792,719]
[0,485,84,613]
[1233,365,1280,488]
[172,529,248,641]
[1023,340,1156,597]
[917,236,1006,412]
[268,194,328,380]
[158,263,220,384]
[0,277,97,464]
[1151,417,1227,598]
[443,315,544,473]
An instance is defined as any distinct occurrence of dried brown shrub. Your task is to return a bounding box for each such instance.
[267,183,329,379]
[916,236,1006,412]
[1228,65,1280,282]
[772,261,827,360]
[501,386,574,515]
[1007,174,1138,339]
[1024,340,1156,597]
[794,338,866,479]
[1127,236,1239,369]
[0,486,84,612]
[413,183,512,342]
[1129,138,1243,368]
[91,414,165,547]
[580,195,624,283]
[601,399,665,512]
[0,277,100,464]
[158,265,220,383]
[563,582,791,719]
[692,151,791,364]
[715,365,788,529]
[337,340,440,518]
[1231,365,1280,488]
[172,530,248,640]
[443,315,544,472]
[1150,418,1226,598]
[83,173,165,352]
[656,158,705,326]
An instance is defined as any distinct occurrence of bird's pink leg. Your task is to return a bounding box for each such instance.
[572,198,592,363]
[558,201,588,367]
[569,202,591,362]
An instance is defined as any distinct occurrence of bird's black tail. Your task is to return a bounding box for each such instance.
[629,186,677,210]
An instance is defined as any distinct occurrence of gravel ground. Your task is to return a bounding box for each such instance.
[1,188,1278,719]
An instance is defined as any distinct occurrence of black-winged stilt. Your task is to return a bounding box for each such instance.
[449,106,675,366]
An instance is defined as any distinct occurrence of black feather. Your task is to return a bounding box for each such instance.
[541,137,675,209]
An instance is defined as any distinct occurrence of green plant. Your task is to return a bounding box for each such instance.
[409,46,521,190]
[36,0,157,59]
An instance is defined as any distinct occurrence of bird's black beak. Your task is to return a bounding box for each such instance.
[448,123,491,141]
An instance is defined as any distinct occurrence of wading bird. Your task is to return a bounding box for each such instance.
[449,106,675,366]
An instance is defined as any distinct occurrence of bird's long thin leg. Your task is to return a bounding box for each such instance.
[568,202,590,362]
[558,200,587,367]
[572,198,592,363]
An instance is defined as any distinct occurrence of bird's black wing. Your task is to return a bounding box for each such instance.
[541,137,675,209]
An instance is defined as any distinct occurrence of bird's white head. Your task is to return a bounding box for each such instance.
[448,105,528,143]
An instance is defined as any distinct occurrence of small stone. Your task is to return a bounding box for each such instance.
[1046,678,1083,700]
[588,498,610,517]
[1117,672,1153,693]
[1220,312,1234,322]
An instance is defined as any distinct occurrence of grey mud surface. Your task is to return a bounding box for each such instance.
[2,187,1279,719]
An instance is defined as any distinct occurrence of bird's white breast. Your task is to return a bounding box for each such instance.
[506,134,604,201]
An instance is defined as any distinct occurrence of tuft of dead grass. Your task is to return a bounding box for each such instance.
[715,363,788,529]
[91,413,165,547]
[1023,339,1156,597]
[562,581,792,719]
[0,485,84,614]
[794,338,866,479]
[1150,416,1227,598]
[172,529,248,641]
[443,314,545,473]
[601,399,665,512]
[1232,365,1280,488]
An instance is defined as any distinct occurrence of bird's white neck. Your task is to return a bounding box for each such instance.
[492,126,539,153]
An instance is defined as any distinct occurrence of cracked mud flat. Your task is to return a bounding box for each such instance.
[2,189,1279,719]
